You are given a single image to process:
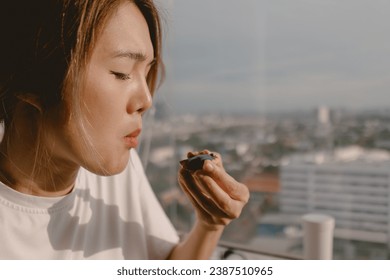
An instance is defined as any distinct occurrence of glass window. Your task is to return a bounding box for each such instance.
[139,0,390,260]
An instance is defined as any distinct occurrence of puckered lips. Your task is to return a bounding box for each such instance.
[124,128,141,148]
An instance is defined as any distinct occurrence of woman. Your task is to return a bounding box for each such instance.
[0,0,249,259]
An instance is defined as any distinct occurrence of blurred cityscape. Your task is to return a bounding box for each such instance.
[139,103,390,260]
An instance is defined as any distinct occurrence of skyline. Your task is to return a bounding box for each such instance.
[154,0,390,115]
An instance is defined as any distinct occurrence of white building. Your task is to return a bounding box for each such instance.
[279,146,390,248]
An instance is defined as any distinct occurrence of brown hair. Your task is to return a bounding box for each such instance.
[0,0,163,131]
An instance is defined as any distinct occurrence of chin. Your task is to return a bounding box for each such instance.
[84,152,130,176]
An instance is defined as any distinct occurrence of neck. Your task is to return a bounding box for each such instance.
[0,108,79,197]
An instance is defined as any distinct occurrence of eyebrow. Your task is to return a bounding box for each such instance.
[111,50,155,65]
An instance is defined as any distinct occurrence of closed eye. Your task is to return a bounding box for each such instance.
[110,71,130,81]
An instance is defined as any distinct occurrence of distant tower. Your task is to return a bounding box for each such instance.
[318,106,330,125]
[315,106,333,151]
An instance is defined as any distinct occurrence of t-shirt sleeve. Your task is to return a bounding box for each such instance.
[129,149,180,259]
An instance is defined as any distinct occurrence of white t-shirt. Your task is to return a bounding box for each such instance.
[0,149,179,259]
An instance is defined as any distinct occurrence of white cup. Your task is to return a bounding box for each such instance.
[302,213,335,260]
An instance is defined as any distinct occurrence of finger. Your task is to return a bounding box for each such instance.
[194,173,246,219]
[202,151,223,168]
[179,170,229,218]
[178,170,231,219]
[187,151,199,158]
[186,150,209,158]
[201,161,249,203]
[177,181,216,225]
[179,167,208,195]
[187,150,220,161]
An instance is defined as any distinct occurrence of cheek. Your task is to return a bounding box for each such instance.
[74,67,131,174]
[83,70,126,126]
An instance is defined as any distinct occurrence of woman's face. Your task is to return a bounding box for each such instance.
[53,2,154,175]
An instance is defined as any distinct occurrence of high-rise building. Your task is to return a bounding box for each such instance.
[280,146,390,248]
[315,106,333,151]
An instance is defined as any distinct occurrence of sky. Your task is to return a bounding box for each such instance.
[154,0,390,115]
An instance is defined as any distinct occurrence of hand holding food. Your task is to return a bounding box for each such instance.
[178,150,250,229]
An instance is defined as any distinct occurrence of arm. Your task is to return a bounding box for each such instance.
[167,221,223,259]
[168,151,249,260]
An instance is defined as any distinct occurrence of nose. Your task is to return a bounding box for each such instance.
[126,76,152,115]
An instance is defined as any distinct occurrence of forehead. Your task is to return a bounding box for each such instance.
[93,2,154,60]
